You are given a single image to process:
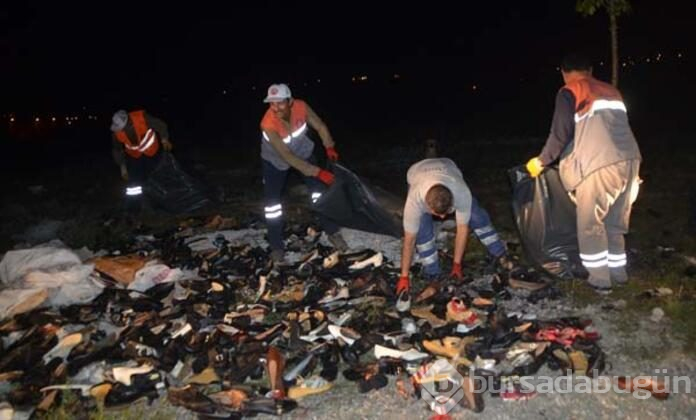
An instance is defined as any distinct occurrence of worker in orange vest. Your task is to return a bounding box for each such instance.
[260,83,348,262]
[110,109,173,211]
[526,53,641,293]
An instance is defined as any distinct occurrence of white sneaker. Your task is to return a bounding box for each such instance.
[396,290,411,313]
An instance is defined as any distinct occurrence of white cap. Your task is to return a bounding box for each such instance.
[110,110,128,132]
[263,83,292,103]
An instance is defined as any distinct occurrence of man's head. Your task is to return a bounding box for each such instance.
[264,83,293,120]
[110,110,128,132]
[560,53,592,83]
[425,184,453,218]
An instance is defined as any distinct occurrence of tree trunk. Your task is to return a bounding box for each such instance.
[610,13,619,87]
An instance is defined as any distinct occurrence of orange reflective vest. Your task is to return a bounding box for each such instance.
[114,110,160,159]
[563,76,623,123]
[260,100,308,144]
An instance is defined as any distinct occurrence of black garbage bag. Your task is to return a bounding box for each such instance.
[314,164,403,238]
[145,153,212,214]
[508,165,587,280]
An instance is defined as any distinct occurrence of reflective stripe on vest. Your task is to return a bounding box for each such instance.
[574,99,627,123]
[114,110,160,159]
[262,122,308,144]
[564,77,626,124]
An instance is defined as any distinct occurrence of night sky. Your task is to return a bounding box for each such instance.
[2,1,693,113]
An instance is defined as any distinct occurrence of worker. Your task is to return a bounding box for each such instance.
[259,83,348,262]
[396,157,515,296]
[525,53,641,293]
[110,109,173,212]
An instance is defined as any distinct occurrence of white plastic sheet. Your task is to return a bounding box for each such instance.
[0,244,103,320]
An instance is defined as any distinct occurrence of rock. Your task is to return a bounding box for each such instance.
[650,307,665,323]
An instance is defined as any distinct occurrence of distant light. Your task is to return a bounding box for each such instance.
[472,84,477,91]
[251,86,256,90]
[67,121,72,126]
[393,74,400,79]
[622,62,627,67]
[555,66,560,71]
[222,90,227,95]
[599,61,604,66]
[52,117,56,122]
[351,76,356,82]
[35,117,40,122]
[10,117,15,122]
[646,58,651,63]
[677,52,683,58]
[65,116,70,121]
[317,79,321,83]
[359,75,367,81]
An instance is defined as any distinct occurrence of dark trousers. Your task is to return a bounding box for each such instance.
[262,158,338,251]
[124,150,162,211]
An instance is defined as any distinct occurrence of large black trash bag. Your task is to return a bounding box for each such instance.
[508,165,587,280]
[314,164,403,238]
[145,153,212,214]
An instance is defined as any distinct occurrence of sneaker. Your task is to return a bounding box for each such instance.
[328,232,349,252]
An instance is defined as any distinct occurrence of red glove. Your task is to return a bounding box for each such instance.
[316,169,335,185]
[450,262,462,279]
[326,147,339,162]
[396,275,410,294]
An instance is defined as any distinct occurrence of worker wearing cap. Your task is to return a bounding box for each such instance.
[110,109,173,211]
[260,83,347,262]
[525,53,641,293]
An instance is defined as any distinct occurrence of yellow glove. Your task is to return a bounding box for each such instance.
[526,157,544,178]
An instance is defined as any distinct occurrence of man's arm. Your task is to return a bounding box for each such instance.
[305,104,335,149]
[453,223,469,265]
[539,88,576,165]
[263,129,320,177]
[400,231,417,277]
[145,112,173,150]
[111,135,125,167]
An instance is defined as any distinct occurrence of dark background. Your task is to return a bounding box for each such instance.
[1,1,694,177]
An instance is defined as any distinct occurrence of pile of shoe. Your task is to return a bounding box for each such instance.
[0,220,627,419]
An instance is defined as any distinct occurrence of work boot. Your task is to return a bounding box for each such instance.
[610,267,628,285]
[328,232,348,252]
[587,276,612,295]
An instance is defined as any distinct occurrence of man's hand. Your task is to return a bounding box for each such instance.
[161,138,173,152]
[316,169,335,185]
[120,164,129,181]
[526,157,544,178]
[325,147,339,162]
[450,262,463,280]
[396,275,410,294]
